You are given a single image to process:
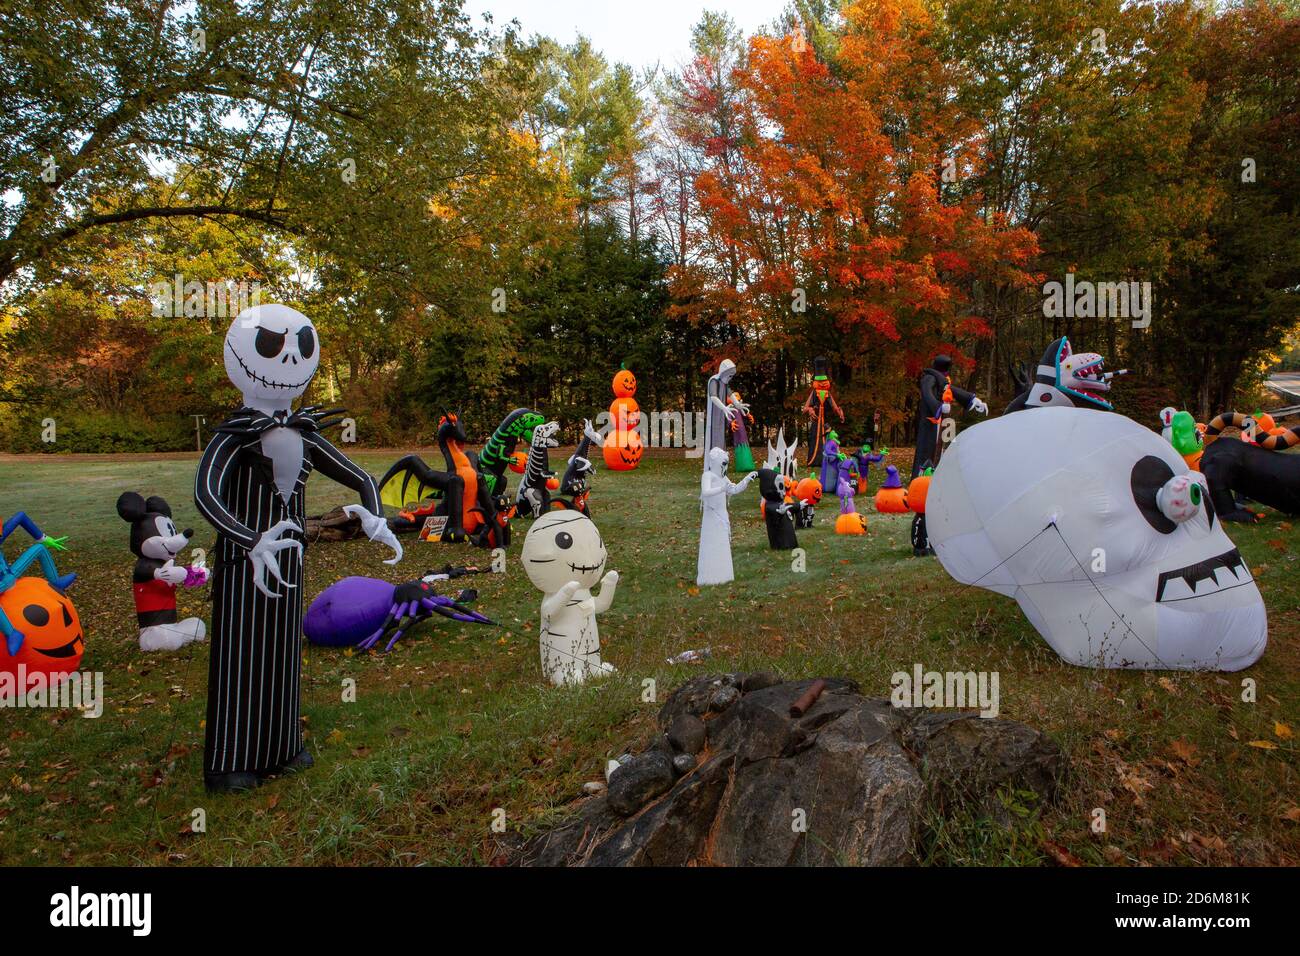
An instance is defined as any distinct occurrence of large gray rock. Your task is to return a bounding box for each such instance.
[515,675,1064,867]
[607,751,675,816]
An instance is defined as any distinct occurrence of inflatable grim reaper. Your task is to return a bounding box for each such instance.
[926,407,1266,671]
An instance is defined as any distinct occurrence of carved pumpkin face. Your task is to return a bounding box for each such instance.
[0,578,84,677]
[795,477,822,505]
[610,396,640,430]
[613,369,637,399]
[620,430,644,467]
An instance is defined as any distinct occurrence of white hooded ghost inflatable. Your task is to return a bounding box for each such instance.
[927,407,1266,671]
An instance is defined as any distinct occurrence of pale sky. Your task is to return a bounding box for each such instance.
[463,0,792,73]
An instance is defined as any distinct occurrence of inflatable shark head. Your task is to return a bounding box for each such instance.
[926,407,1266,671]
[1020,337,1113,411]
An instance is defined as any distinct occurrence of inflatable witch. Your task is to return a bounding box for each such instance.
[802,356,844,467]
[195,304,402,794]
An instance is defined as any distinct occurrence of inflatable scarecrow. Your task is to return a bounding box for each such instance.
[926,407,1265,671]
[802,356,844,467]
[195,304,402,794]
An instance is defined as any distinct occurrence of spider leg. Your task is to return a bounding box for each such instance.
[359,601,407,651]
[426,597,495,625]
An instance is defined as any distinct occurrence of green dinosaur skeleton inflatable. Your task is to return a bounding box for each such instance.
[479,408,545,498]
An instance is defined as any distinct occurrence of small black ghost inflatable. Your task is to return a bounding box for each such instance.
[758,468,798,551]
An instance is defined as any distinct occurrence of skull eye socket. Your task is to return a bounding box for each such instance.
[1130,455,1177,533]
[297,326,316,359]
[255,327,287,358]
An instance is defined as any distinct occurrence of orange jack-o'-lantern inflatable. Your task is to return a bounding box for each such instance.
[873,465,909,514]
[613,369,637,399]
[508,450,528,474]
[619,429,644,467]
[907,473,931,515]
[794,477,823,507]
[835,512,867,535]
[0,577,85,678]
[603,367,643,471]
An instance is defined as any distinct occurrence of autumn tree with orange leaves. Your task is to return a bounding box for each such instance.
[674,0,1038,434]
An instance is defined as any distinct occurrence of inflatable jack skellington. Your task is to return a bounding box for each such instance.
[195,304,402,793]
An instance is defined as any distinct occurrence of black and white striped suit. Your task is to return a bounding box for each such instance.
[194,408,381,775]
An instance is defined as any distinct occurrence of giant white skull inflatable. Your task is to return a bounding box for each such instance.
[926,407,1266,671]
[223,304,319,408]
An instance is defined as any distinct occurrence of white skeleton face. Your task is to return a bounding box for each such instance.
[522,511,608,593]
[224,304,319,406]
[927,407,1266,671]
[534,421,560,447]
[706,447,729,476]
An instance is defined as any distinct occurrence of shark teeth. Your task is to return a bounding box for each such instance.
[1155,547,1249,602]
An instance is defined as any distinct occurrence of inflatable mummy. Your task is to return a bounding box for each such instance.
[522,511,619,686]
[926,407,1266,671]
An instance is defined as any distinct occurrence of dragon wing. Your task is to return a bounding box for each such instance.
[379,455,449,510]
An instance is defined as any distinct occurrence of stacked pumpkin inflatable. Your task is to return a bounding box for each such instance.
[603,367,643,471]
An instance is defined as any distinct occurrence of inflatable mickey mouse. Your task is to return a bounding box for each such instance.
[116,492,208,651]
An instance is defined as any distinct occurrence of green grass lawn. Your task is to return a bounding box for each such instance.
[0,448,1296,866]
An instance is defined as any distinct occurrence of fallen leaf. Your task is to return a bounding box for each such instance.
[1275,722,1293,740]
[1245,740,1278,750]
[1170,739,1199,765]
[1041,840,1082,866]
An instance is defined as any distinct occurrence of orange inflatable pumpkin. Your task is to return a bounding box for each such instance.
[835,512,867,535]
[613,369,637,399]
[1254,413,1277,433]
[619,429,644,467]
[907,474,931,514]
[603,367,643,471]
[0,577,84,678]
[508,450,528,474]
[873,466,909,514]
[794,477,823,506]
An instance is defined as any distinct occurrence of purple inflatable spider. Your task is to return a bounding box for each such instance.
[304,568,495,652]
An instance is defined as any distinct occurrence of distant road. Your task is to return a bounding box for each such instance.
[1267,372,1300,402]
